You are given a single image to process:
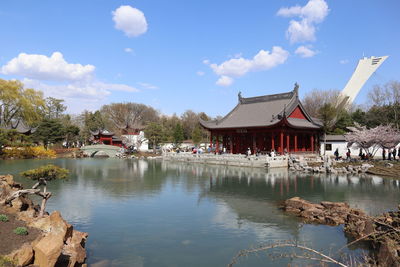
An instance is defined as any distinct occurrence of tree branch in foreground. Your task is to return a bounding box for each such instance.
[228,241,349,267]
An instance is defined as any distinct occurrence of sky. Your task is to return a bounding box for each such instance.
[0,0,399,117]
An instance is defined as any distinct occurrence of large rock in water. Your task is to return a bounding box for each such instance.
[283,197,364,225]
[32,211,72,267]
[284,197,316,211]
[62,230,89,266]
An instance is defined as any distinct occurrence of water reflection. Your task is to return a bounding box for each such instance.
[1,158,399,266]
[161,161,400,215]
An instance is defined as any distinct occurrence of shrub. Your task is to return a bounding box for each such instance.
[0,214,8,222]
[21,164,69,181]
[13,227,28,235]
[2,147,34,159]
[0,255,15,267]
[31,146,56,158]
[1,146,56,159]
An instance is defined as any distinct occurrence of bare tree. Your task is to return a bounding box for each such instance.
[368,81,400,129]
[302,89,341,118]
[181,110,200,139]
[368,81,400,106]
[101,103,159,134]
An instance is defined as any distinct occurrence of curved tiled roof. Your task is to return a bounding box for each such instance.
[200,87,321,130]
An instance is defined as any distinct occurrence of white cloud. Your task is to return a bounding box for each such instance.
[209,46,289,86]
[23,79,138,99]
[2,51,140,112]
[286,19,316,43]
[101,82,139,92]
[124,48,133,53]
[137,82,158,90]
[340,59,349,64]
[295,45,317,58]
[277,0,329,44]
[112,5,147,38]
[202,59,210,65]
[277,0,329,23]
[1,52,95,82]
[196,71,205,76]
[216,76,233,87]
[22,78,139,113]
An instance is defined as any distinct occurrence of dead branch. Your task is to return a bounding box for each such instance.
[228,241,348,267]
[4,189,48,204]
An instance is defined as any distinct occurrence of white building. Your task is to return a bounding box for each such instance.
[122,131,149,151]
[320,134,398,159]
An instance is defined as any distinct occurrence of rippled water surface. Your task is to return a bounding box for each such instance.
[1,158,399,266]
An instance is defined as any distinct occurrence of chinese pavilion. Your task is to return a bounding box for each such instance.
[199,84,323,155]
[90,130,123,147]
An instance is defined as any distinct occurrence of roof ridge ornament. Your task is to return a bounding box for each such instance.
[294,82,299,99]
[238,91,243,103]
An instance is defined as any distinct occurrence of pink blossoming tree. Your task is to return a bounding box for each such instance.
[345,125,400,157]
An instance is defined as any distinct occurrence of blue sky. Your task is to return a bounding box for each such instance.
[0,0,399,117]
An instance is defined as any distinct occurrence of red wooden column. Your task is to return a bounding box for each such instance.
[216,134,220,153]
[230,134,233,154]
[280,131,284,154]
[311,134,314,153]
[210,133,213,149]
[286,133,290,152]
[253,133,257,154]
[271,132,275,151]
[294,134,298,152]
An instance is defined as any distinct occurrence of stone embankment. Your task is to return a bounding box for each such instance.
[162,152,288,168]
[0,175,88,267]
[288,156,374,175]
[283,197,400,266]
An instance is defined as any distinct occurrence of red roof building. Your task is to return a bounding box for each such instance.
[90,130,123,147]
[200,84,323,155]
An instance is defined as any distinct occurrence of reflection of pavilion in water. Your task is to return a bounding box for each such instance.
[161,161,400,215]
[162,161,303,238]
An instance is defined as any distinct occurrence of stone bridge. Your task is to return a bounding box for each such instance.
[80,144,121,158]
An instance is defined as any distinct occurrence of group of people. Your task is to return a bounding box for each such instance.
[333,147,400,161]
[382,148,399,160]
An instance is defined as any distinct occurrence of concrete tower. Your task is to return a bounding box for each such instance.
[338,56,388,109]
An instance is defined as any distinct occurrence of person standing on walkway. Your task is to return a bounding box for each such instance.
[382,148,386,160]
[334,148,339,160]
[393,148,397,160]
[346,149,351,160]
[388,149,392,160]
[247,147,251,157]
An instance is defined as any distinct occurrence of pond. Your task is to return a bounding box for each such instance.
[1,158,399,267]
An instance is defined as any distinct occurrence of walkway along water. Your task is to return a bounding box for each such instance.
[162,152,288,168]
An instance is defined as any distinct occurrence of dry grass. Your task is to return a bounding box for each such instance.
[367,161,400,178]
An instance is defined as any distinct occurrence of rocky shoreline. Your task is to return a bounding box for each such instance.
[288,155,400,179]
[0,175,88,267]
[283,197,400,266]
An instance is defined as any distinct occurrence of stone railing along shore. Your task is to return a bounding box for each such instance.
[162,152,288,168]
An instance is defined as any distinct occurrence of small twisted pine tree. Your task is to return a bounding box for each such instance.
[21,165,68,216]
[5,165,68,217]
